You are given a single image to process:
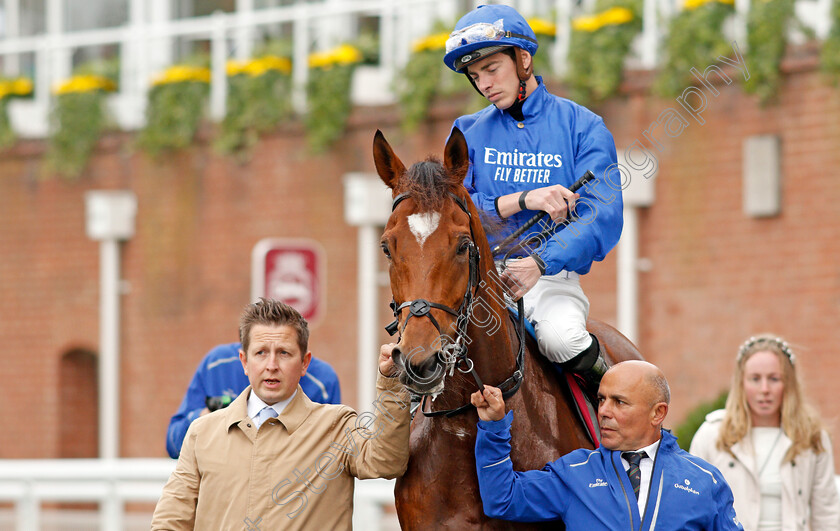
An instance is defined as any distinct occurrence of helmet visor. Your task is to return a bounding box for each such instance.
[445,20,506,55]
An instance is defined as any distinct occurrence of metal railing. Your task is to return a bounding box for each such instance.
[0,0,833,137]
[0,458,397,531]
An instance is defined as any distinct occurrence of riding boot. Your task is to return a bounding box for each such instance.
[558,334,608,400]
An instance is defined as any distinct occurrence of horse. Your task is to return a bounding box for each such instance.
[372,127,643,529]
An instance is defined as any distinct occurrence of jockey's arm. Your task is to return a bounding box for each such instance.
[495,184,579,221]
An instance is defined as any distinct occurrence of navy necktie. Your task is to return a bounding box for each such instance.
[622,451,646,499]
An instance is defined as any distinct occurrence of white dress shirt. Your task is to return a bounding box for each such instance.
[621,438,661,514]
[246,389,296,426]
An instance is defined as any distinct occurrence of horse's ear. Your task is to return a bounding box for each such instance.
[373,129,406,190]
[443,127,469,184]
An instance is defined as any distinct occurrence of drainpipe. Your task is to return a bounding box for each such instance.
[343,173,392,409]
[85,191,137,459]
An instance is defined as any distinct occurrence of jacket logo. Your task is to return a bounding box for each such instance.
[588,478,608,488]
[674,480,700,495]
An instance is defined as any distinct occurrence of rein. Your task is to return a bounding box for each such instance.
[385,191,526,418]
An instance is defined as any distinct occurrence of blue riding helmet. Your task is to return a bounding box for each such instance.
[443,4,539,73]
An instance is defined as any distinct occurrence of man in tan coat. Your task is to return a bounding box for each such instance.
[151,298,410,530]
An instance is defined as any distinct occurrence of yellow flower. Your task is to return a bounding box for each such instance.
[411,32,450,53]
[684,0,733,9]
[226,60,247,77]
[527,17,557,36]
[54,75,117,95]
[572,7,634,32]
[151,65,211,86]
[246,56,292,76]
[0,77,33,99]
[308,44,362,69]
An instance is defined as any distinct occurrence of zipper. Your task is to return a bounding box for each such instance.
[611,453,636,531]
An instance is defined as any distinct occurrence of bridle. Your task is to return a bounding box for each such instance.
[385,191,526,418]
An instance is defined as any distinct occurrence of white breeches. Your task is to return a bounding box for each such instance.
[522,270,592,364]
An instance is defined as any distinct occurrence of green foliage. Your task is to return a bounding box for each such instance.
[744,0,796,103]
[397,49,446,132]
[139,80,209,157]
[674,390,729,451]
[354,31,381,65]
[47,90,107,178]
[655,2,735,97]
[821,0,840,82]
[304,63,355,153]
[0,98,13,149]
[215,69,292,160]
[566,0,643,106]
[72,56,121,85]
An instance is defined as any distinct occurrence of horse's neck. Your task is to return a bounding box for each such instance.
[428,284,518,413]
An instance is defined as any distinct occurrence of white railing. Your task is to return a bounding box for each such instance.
[0,458,397,531]
[0,0,832,138]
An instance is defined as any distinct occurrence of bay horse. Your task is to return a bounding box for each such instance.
[373,128,643,529]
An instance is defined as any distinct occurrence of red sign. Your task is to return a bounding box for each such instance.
[251,239,326,324]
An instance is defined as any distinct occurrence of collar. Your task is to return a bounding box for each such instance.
[495,76,548,120]
[246,388,296,421]
[628,438,661,461]
[224,385,314,435]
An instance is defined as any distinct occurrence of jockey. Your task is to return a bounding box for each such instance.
[443,4,624,392]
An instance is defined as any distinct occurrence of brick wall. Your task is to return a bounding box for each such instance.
[1,46,838,466]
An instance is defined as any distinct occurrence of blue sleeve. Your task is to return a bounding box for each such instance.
[327,373,341,404]
[711,471,745,530]
[475,411,568,522]
[526,117,623,275]
[165,360,209,459]
[301,358,342,404]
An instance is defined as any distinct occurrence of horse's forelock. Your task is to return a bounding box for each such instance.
[397,157,457,211]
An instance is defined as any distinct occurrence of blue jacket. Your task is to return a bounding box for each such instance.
[453,78,623,275]
[165,342,341,458]
[476,412,743,530]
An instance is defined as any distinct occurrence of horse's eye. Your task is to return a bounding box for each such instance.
[457,240,471,255]
[381,242,391,259]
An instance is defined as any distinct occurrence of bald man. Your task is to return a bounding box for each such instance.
[470,361,743,530]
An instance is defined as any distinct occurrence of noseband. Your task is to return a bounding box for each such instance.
[385,192,480,366]
[385,191,525,418]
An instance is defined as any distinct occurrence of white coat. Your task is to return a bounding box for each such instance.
[690,409,840,531]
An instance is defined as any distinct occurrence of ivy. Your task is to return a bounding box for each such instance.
[397,48,446,132]
[305,64,355,152]
[821,0,840,82]
[138,63,210,157]
[0,78,33,150]
[655,0,735,97]
[303,44,362,152]
[0,98,13,149]
[47,90,108,178]
[566,1,643,105]
[744,0,796,103]
[215,60,292,160]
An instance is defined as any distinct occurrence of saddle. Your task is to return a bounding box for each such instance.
[509,307,601,448]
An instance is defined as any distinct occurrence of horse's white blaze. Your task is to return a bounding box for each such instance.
[407,211,441,248]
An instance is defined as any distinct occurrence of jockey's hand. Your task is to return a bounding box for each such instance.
[471,385,505,422]
[501,257,541,300]
[523,184,580,222]
[379,342,399,377]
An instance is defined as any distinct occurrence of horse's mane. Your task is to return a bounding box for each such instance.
[398,156,514,239]
[396,157,455,211]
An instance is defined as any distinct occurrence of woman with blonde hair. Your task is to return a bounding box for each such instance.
[690,335,840,530]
